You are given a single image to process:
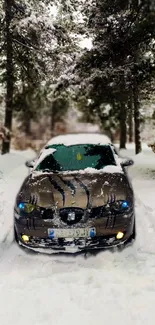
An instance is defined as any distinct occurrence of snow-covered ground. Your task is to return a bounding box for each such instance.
[0,143,155,325]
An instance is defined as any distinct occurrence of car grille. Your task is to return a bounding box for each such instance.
[42,208,54,220]
[59,207,84,225]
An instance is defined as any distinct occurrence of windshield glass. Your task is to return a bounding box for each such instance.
[36,144,116,172]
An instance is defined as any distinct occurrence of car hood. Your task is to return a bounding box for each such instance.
[17,171,133,209]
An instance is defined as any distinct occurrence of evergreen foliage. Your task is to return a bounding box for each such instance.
[71,0,155,152]
[0,0,155,153]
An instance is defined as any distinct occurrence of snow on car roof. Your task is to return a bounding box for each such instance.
[46,133,111,146]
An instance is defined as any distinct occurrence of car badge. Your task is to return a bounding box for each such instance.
[67,212,76,221]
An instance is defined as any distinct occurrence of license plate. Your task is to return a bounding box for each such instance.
[48,227,96,239]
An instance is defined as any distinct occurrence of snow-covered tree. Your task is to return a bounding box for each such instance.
[0,0,81,152]
[70,0,155,153]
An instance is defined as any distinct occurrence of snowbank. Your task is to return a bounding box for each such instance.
[117,143,155,170]
[0,149,36,243]
[0,149,35,177]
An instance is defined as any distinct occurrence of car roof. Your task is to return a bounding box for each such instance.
[46,133,111,147]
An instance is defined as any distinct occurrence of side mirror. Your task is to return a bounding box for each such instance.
[121,158,134,167]
[25,160,35,168]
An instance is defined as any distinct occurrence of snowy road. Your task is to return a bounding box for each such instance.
[0,144,155,325]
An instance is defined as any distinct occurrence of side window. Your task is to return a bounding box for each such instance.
[111,145,119,156]
[110,145,123,168]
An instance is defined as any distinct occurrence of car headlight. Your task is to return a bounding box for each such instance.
[18,202,36,214]
[109,200,129,212]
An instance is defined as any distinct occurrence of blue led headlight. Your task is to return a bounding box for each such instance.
[18,202,25,210]
[18,202,35,214]
[110,200,129,212]
[121,201,128,209]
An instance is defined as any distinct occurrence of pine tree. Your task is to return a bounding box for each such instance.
[0,0,79,151]
[70,0,155,153]
[2,0,13,154]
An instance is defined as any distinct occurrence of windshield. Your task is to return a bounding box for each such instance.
[36,144,116,172]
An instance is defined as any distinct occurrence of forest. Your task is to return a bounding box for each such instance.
[0,0,155,154]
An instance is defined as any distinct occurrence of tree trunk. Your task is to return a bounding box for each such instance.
[119,102,127,149]
[107,129,114,143]
[103,127,114,143]
[128,94,133,143]
[132,0,139,9]
[51,104,55,137]
[133,82,142,154]
[24,115,31,135]
[2,0,13,154]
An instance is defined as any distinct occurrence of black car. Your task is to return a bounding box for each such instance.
[14,134,135,253]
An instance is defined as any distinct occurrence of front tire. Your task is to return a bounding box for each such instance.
[132,217,136,240]
[14,226,19,244]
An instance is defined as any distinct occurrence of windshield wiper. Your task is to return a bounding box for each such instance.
[42,169,59,174]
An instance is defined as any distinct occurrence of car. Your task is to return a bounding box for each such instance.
[14,133,136,253]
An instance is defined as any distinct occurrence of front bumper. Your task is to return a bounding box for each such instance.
[17,234,133,254]
[14,211,135,253]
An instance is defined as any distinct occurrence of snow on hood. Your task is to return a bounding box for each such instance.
[60,165,123,175]
[32,165,123,177]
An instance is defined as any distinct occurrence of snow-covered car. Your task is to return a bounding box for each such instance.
[14,133,136,253]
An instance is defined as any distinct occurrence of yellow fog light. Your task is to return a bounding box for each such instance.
[22,235,30,243]
[116,232,124,240]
